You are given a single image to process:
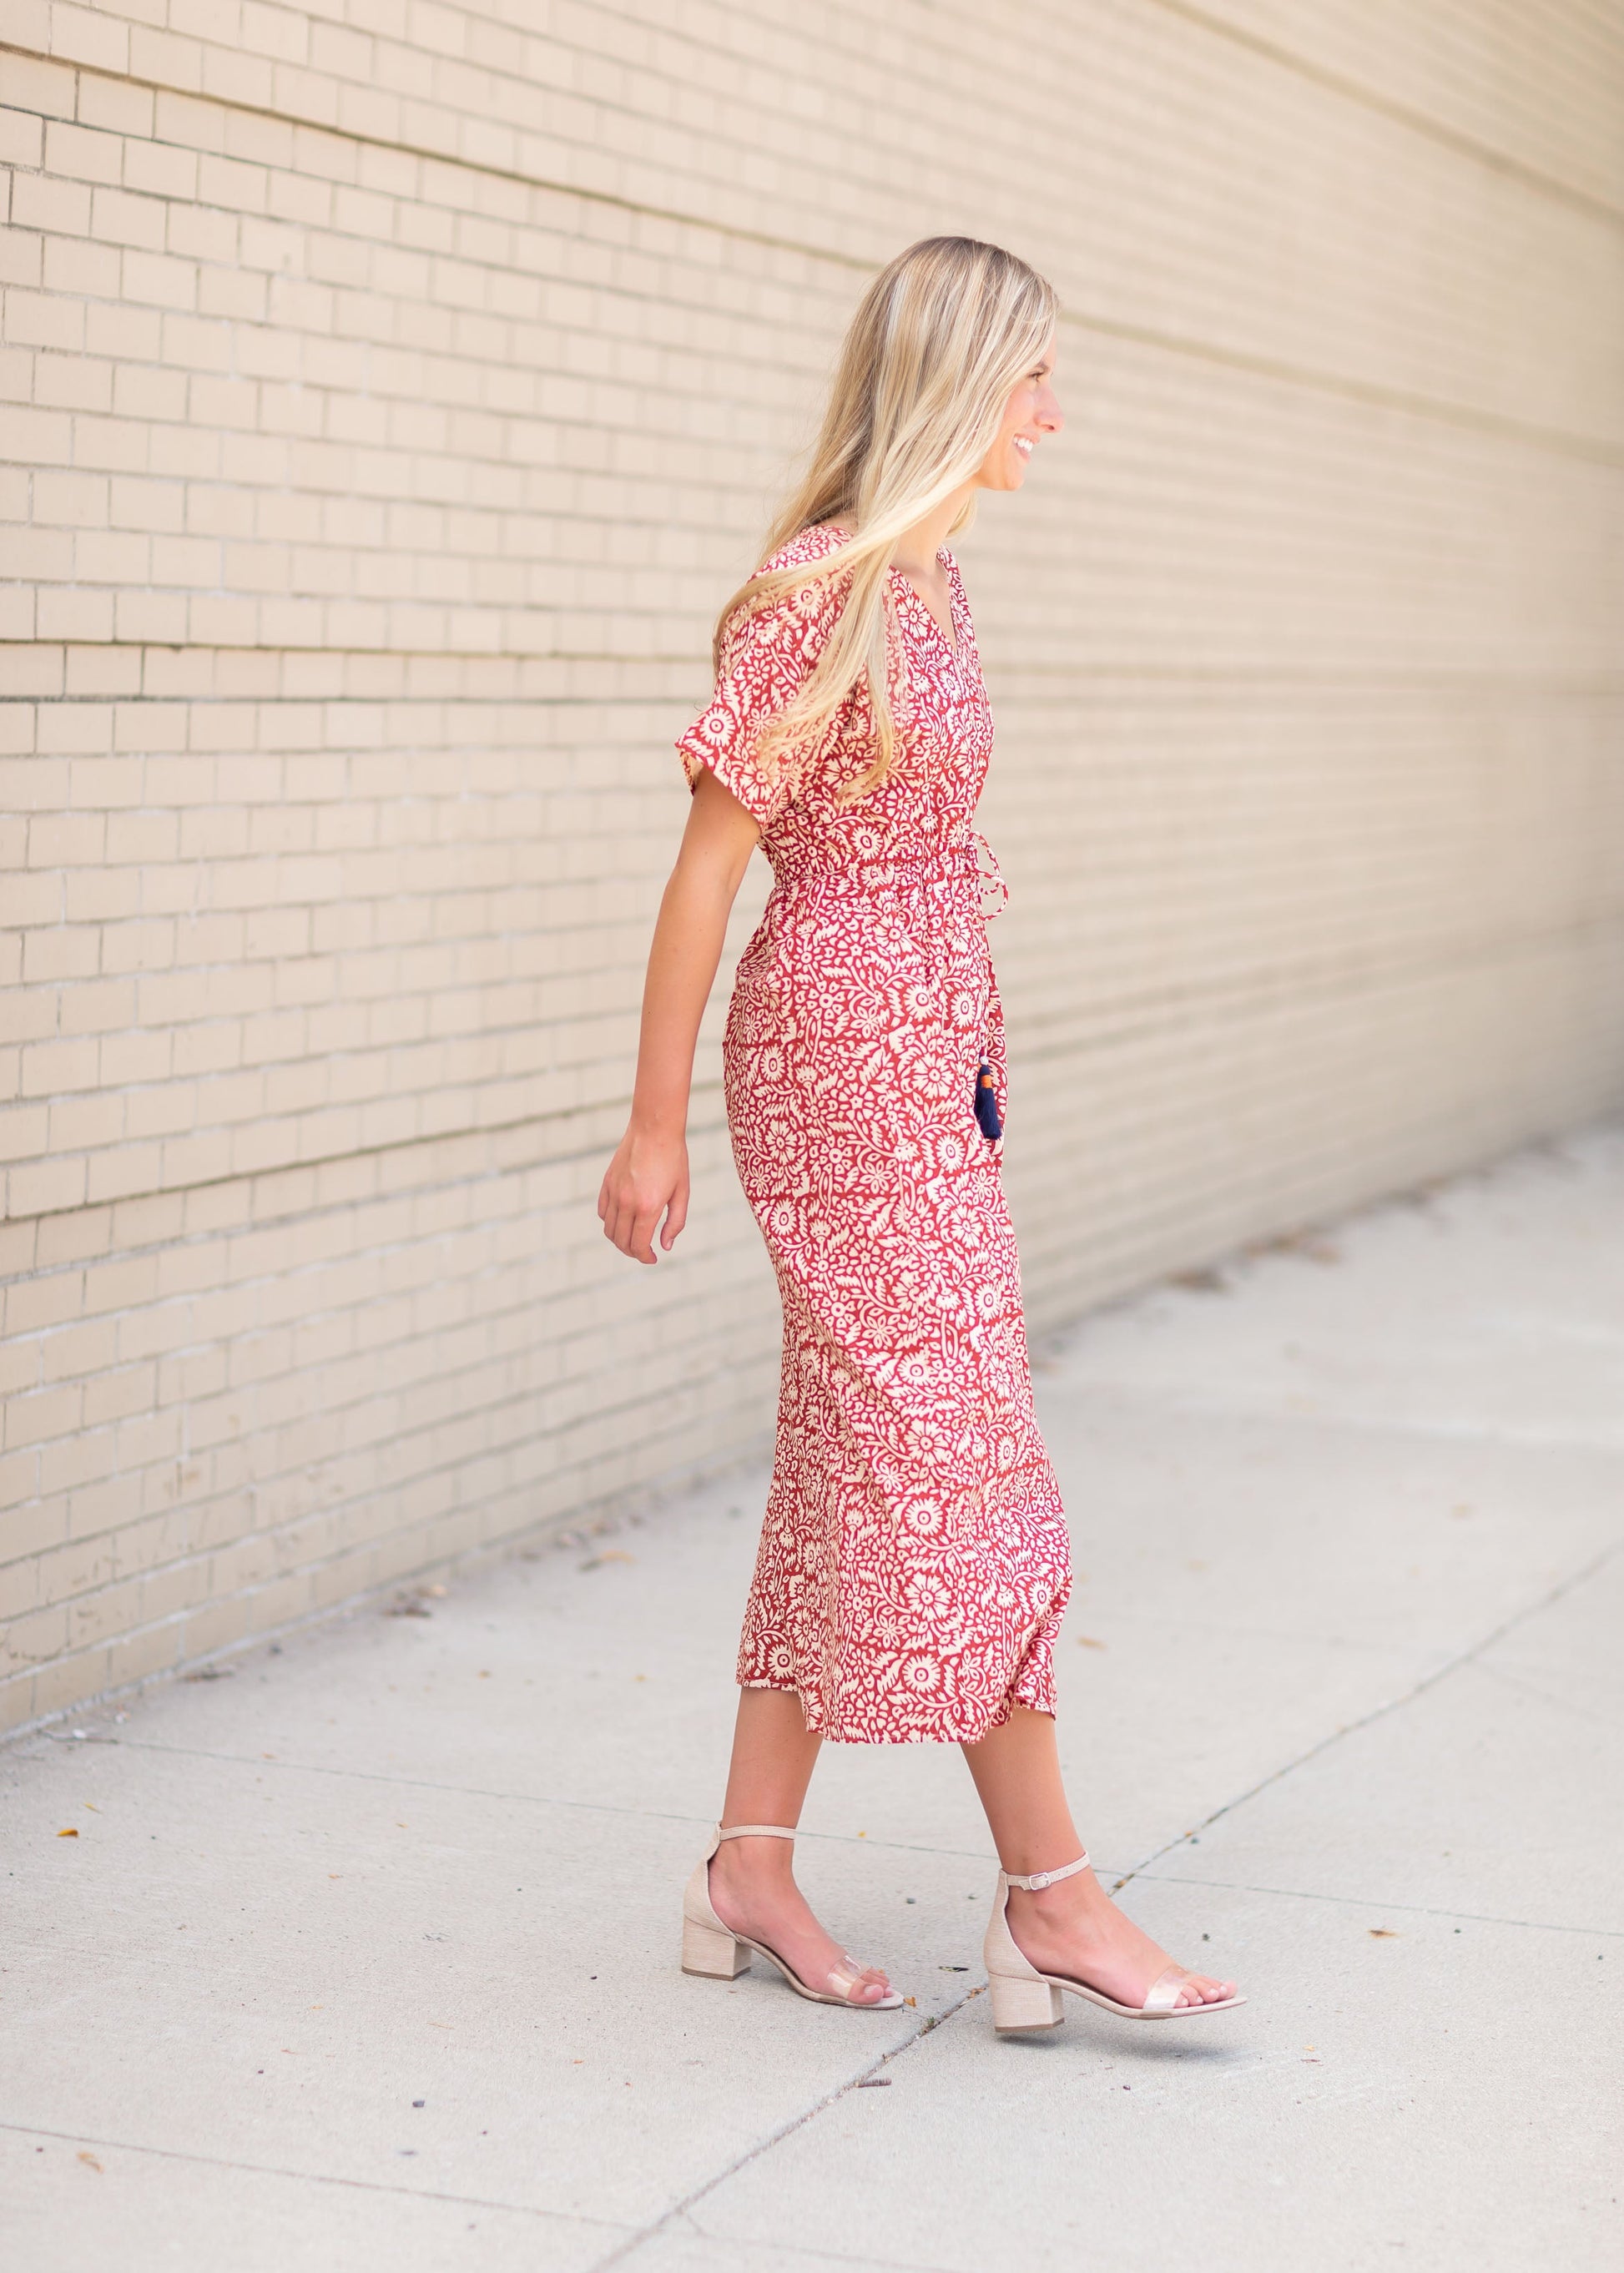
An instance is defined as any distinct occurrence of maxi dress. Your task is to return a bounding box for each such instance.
[677,523,1072,1745]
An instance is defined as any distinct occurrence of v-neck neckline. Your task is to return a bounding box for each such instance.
[890,553,961,663]
[816,525,963,663]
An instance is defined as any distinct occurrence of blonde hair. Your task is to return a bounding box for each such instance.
[714,235,1057,800]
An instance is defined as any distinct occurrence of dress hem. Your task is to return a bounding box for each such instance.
[738,1675,1057,1748]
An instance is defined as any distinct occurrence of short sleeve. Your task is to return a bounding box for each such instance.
[675,568,842,831]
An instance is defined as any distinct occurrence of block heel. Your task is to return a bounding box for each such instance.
[681,1914,750,1978]
[988,1971,1065,2032]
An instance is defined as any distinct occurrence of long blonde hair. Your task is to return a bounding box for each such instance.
[714,235,1058,800]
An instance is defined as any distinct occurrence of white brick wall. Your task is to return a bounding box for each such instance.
[3,1,1623,1729]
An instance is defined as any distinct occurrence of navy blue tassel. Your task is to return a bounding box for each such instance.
[974,1061,1003,1141]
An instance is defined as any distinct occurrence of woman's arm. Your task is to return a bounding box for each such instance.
[598,768,762,1263]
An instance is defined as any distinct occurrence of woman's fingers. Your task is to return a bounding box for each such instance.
[607,1197,638,1259]
[602,1182,673,1263]
[627,1202,663,1265]
[598,1141,688,1264]
[659,1179,690,1249]
[601,1186,639,1258]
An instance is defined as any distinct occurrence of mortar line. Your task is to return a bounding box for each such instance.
[3,49,1622,466]
[8,918,1622,1248]
[10,0,1620,243]
[1139,0,1624,230]
[1062,305,1624,466]
[477,0,1624,235]
[8,659,1624,692]
[0,43,874,275]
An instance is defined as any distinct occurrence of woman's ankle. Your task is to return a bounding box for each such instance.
[711,1836,797,1890]
[1007,1878,1111,1939]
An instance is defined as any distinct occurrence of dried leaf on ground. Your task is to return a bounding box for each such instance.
[1256,1229,1342,1265]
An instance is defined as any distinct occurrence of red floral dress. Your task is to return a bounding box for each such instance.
[677,523,1072,1743]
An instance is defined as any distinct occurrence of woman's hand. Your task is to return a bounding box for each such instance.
[598,767,761,1263]
[598,1119,689,1264]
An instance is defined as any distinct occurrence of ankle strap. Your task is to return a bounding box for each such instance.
[716,1823,796,1841]
[1005,1852,1090,1892]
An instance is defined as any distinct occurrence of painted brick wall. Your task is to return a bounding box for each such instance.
[3,1,1622,1731]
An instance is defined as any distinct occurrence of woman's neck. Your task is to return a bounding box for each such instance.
[888,481,974,582]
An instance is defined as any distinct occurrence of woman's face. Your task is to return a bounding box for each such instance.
[976,333,1062,492]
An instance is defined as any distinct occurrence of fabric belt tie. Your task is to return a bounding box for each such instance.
[777,829,1008,925]
[967,826,1009,923]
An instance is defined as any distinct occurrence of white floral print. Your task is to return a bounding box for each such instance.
[677,525,1071,1743]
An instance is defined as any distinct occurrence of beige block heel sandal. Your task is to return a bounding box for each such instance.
[985,1853,1247,2030]
[681,1823,904,2010]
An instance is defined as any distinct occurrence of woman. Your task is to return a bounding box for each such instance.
[598,238,1243,2032]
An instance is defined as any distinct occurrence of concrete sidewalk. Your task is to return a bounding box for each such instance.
[4,1130,1621,2272]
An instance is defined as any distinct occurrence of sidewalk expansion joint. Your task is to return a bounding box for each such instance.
[1126,1871,1624,1941]
[1109,1531,1624,1894]
[0,2119,633,2233]
[53,1739,1017,1863]
[583,1988,988,2273]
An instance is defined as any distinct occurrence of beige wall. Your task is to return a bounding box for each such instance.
[3,0,1622,1733]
